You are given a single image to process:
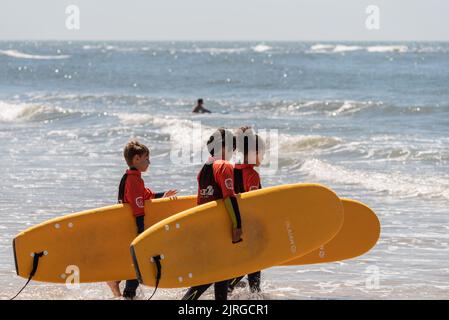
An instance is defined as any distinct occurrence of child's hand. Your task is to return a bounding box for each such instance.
[232,228,243,243]
[163,189,178,198]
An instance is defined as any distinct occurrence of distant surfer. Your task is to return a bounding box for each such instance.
[192,98,211,114]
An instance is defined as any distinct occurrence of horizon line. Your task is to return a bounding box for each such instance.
[1,38,449,43]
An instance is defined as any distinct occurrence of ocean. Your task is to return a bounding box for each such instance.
[0,41,448,299]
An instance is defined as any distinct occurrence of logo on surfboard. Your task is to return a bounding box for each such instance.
[285,221,297,254]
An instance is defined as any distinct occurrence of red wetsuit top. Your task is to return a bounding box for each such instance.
[234,164,261,193]
[197,157,236,205]
[119,168,155,217]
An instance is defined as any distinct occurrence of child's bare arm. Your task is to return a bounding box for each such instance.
[163,189,178,197]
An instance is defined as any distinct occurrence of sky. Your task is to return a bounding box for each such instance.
[0,0,448,41]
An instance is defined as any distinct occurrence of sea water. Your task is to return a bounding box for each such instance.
[0,41,448,299]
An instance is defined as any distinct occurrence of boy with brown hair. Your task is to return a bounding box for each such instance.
[228,126,266,294]
[107,140,177,299]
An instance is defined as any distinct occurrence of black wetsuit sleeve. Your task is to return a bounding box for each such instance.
[224,196,242,230]
[230,196,242,229]
[154,192,165,199]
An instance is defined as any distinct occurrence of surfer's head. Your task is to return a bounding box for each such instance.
[234,126,265,166]
[197,98,203,106]
[207,128,235,161]
[124,140,150,172]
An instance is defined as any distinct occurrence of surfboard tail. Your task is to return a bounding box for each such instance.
[12,238,20,276]
[130,245,143,284]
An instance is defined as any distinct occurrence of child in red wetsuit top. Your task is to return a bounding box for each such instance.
[228,126,266,294]
[107,140,177,299]
[182,128,243,301]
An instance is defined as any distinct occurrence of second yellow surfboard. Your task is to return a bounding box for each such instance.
[131,183,344,288]
[281,198,380,265]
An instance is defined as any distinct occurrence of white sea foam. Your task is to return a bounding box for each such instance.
[82,44,140,53]
[0,101,78,122]
[270,100,383,117]
[0,50,70,60]
[309,44,410,54]
[367,45,408,53]
[310,44,335,52]
[115,112,154,125]
[328,101,372,116]
[82,45,101,50]
[279,134,343,152]
[334,135,449,162]
[178,47,247,54]
[252,44,272,53]
[300,158,449,200]
[333,45,363,53]
[0,102,28,122]
[116,113,215,148]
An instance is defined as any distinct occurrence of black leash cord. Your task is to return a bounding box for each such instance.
[10,251,44,300]
[147,255,162,300]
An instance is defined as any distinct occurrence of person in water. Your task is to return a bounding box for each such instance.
[106,140,178,299]
[228,127,266,294]
[192,98,211,113]
[182,128,243,300]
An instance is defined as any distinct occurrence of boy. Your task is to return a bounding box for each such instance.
[228,127,265,294]
[182,128,243,300]
[107,140,177,299]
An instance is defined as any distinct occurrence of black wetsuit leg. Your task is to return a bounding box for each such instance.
[228,272,261,294]
[123,216,145,299]
[228,276,245,293]
[247,271,261,293]
[182,283,212,300]
[182,280,229,300]
[123,279,139,298]
[214,280,229,300]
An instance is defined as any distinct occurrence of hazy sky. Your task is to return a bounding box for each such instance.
[0,0,448,41]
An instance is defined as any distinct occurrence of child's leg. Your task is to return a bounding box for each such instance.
[247,271,261,293]
[214,280,229,300]
[227,276,245,293]
[106,281,121,297]
[182,283,212,300]
[123,218,145,299]
[123,279,139,299]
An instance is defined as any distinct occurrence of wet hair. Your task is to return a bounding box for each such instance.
[234,126,265,164]
[198,98,203,104]
[123,140,149,167]
[207,128,235,157]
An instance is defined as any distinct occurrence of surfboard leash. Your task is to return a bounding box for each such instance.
[10,251,44,300]
[147,255,162,300]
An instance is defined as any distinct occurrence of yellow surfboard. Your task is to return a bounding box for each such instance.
[130,183,344,288]
[281,198,380,265]
[13,195,197,283]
